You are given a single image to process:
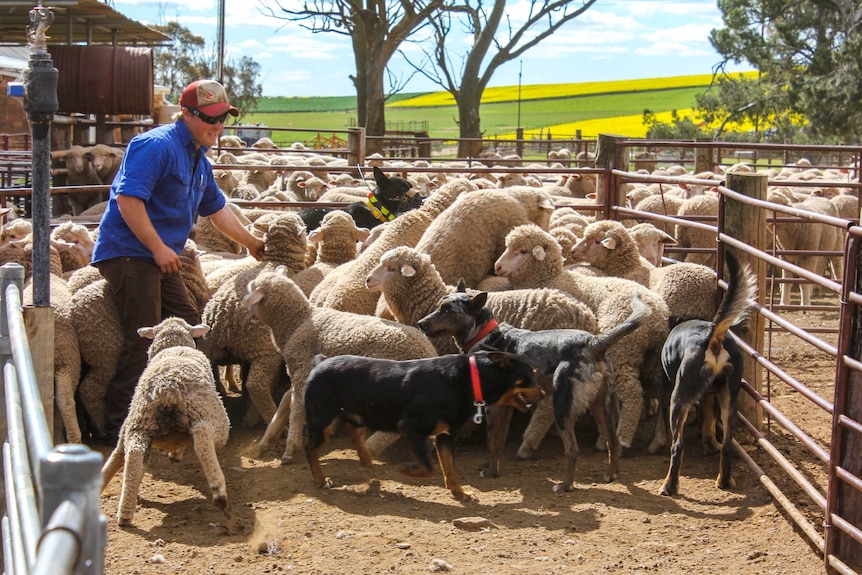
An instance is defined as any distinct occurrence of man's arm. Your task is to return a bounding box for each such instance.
[116,194,182,273]
[208,205,266,260]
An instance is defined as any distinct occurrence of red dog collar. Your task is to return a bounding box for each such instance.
[469,355,485,424]
[463,319,499,353]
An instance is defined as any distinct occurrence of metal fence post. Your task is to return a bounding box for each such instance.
[36,444,105,575]
[0,263,25,442]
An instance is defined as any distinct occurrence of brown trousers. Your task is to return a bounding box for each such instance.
[94,256,200,434]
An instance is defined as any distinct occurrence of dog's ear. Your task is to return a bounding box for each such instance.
[477,342,502,353]
[456,278,467,292]
[373,166,388,189]
[468,291,488,313]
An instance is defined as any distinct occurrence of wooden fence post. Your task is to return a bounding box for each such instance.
[724,172,768,433]
[595,133,628,220]
[695,146,714,174]
[347,127,365,173]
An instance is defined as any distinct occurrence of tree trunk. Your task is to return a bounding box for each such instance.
[456,82,483,158]
[363,47,387,155]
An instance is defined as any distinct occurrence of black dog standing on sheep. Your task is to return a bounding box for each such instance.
[654,252,757,497]
[299,166,420,230]
[303,350,543,502]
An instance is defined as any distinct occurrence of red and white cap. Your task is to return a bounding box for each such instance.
[180,80,238,117]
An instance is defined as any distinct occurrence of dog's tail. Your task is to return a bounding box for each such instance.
[591,292,650,355]
[708,252,757,356]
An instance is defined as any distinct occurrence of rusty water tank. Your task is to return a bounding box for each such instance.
[48,46,153,116]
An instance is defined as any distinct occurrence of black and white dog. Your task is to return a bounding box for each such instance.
[652,252,757,496]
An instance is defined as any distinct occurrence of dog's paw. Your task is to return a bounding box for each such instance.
[715,475,736,490]
[552,482,575,493]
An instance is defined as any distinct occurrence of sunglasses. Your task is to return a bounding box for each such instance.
[187,107,229,125]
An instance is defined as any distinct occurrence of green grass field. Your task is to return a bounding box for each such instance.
[241,73,755,143]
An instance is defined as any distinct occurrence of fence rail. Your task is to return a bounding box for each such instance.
[0,263,106,575]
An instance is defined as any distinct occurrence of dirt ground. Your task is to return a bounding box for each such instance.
[96,301,838,575]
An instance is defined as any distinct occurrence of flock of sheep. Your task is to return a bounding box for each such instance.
[2,136,859,526]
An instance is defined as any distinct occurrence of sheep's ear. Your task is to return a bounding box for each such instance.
[308,229,323,244]
[658,231,677,245]
[275,265,288,276]
[400,264,416,278]
[243,288,264,308]
[253,221,270,234]
[601,236,617,250]
[532,245,547,261]
[355,227,371,242]
[456,278,467,292]
[539,197,555,210]
[190,324,210,338]
[137,327,155,339]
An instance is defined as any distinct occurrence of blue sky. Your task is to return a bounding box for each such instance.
[115,0,754,98]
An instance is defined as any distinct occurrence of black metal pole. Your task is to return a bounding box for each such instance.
[23,7,58,308]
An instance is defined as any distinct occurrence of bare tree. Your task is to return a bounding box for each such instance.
[260,0,445,154]
[405,0,597,157]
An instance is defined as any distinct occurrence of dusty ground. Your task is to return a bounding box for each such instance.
[95,300,837,575]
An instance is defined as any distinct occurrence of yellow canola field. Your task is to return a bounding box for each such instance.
[500,109,756,139]
[392,73,758,108]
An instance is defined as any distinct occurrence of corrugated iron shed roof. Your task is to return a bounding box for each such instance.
[0,0,171,46]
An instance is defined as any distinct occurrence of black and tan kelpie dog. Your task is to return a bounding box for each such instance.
[298,165,418,230]
[653,252,756,496]
[303,350,543,502]
[417,281,649,493]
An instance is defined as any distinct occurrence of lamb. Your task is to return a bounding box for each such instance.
[100,317,231,527]
[243,267,439,464]
[0,218,33,245]
[632,193,685,235]
[309,179,474,314]
[72,241,209,435]
[213,169,239,195]
[571,219,717,322]
[291,210,368,296]
[414,186,556,288]
[197,212,309,425]
[365,245,598,469]
[771,195,843,306]
[494,224,670,450]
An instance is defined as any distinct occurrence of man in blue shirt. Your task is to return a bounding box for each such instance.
[91,80,264,444]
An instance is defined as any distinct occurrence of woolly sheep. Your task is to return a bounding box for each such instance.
[50,221,95,274]
[495,224,670,450]
[100,317,231,527]
[197,212,309,425]
[53,145,102,215]
[292,210,368,296]
[627,222,677,267]
[72,241,209,434]
[414,186,555,288]
[571,220,717,322]
[243,267,438,464]
[632,193,685,235]
[771,195,843,306]
[192,201,253,255]
[365,246,598,466]
[0,218,33,245]
[675,194,719,267]
[213,169,239,195]
[309,179,474,314]
[88,144,123,185]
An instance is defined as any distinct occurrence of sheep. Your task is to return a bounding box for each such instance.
[675,194,719,267]
[192,201,253,255]
[547,148,572,167]
[87,144,123,185]
[66,265,104,293]
[0,218,33,245]
[309,179,475,314]
[72,240,209,435]
[52,145,103,216]
[295,175,330,201]
[771,195,843,306]
[627,222,677,267]
[575,150,596,168]
[213,169,239,195]
[50,221,95,274]
[100,317,231,527]
[632,193,685,235]
[553,173,597,198]
[291,210,368,296]
[494,224,670,450]
[571,220,717,322]
[365,245,598,467]
[243,267,439,464]
[414,186,556,288]
[197,212,309,426]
